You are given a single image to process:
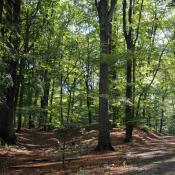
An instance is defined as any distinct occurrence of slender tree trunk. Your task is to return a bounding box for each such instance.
[29,92,37,129]
[86,83,92,125]
[66,78,76,124]
[112,107,118,126]
[49,81,55,129]
[28,89,34,129]
[17,81,24,132]
[40,70,50,131]
[71,90,75,115]
[85,36,93,125]
[67,90,72,124]
[159,96,165,133]
[132,54,136,119]
[16,8,32,130]
[0,0,4,36]
[85,69,92,125]
[0,0,3,24]
[14,60,25,127]
[60,73,64,124]
[122,0,144,142]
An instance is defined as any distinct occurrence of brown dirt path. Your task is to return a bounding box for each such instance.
[0,128,175,175]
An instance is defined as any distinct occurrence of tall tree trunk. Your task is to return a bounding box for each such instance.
[0,0,21,144]
[95,0,117,151]
[123,0,134,142]
[123,0,144,142]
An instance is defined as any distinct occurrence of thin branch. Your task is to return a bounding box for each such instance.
[128,0,133,38]
[135,42,169,118]
[122,0,128,39]
[95,0,99,14]
[108,0,117,20]
[31,0,42,19]
[134,0,144,46]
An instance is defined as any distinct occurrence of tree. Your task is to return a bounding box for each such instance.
[122,0,144,142]
[0,0,21,144]
[95,0,117,151]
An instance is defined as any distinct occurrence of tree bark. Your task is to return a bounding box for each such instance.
[85,80,92,125]
[49,81,55,129]
[122,0,144,142]
[123,0,134,142]
[17,80,24,132]
[95,0,117,151]
[159,96,165,133]
[0,0,3,23]
[84,36,93,125]
[40,70,50,131]
[60,73,64,125]
[0,0,21,144]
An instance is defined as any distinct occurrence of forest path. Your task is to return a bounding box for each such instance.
[121,135,175,175]
[0,128,175,174]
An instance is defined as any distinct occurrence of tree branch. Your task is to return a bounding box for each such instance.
[134,0,144,46]
[128,0,133,38]
[95,0,99,13]
[109,0,117,20]
[122,0,128,39]
[135,42,169,118]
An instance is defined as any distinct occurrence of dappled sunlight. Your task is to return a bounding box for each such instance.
[1,127,175,174]
[127,150,168,159]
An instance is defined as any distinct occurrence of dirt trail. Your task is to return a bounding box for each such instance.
[0,128,175,175]
[121,136,175,175]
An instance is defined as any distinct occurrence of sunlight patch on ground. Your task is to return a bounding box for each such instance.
[127,150,167,159]
[153,157,175,164]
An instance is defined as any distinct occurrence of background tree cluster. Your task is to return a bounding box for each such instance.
[0,0,175,149]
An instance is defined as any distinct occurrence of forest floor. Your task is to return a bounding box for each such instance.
[0,127,175,175]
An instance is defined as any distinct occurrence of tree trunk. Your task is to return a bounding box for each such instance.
[0,72,17,144]
[84,36,93,125]
[95,0,117,151]
[0,0,21,144]
[40,70,50,131]
[60,73,64,124]
[85,69,92,125]
[28,90,34,129]
[86,84,92,125]
[125,48,134,142]
[159,96,165,133]
[67,89,72,124]
[0,0,3,23]
[123,0,135,142]
[17,80,24,132]
[49,81,55,129]
[14,60,25,128]
[0,0,4,36]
